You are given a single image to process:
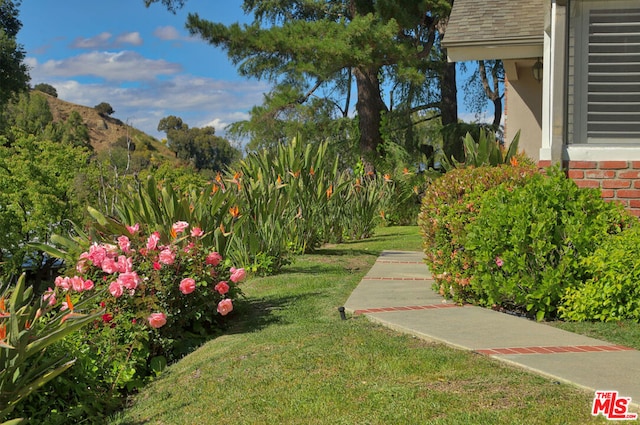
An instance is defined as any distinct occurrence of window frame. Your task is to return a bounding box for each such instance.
[569,0,640,145]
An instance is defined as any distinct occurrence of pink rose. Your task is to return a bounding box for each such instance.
[183,242,195,253]
[495,257,504,268]
[117,272,141,290]
[206,251,222,266]
[158,248,176,265]
[101,257,117,274]
[172,221,189,234]
[109,281,123,298]
[117,235,131,253]
[179,278,196,295]
[42,287,56,306]
[114,255,132,273]
[126,223,140,235]
[214,281,229,295]
[148,312,167,329]
[55,276,70,291]
[217,299,233,316]
[230,267,246,283]
[70,276,85,292]
[190,227,204,237]
[87,244,107,267]
[153,261,162,270]
[83,279,94,291]
[147,232,161,251]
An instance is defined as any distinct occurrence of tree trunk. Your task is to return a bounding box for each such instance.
[492,96,502,129]
[440,61,458,126]
[440,59,462,161]
[354,65,388,169]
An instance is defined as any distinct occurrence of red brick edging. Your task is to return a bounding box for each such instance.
[354,303,461,315]
[376,260,425,265]
[363,277,433,281]
[475,345,633,356]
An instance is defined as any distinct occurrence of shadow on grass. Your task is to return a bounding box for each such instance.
[225,291,322,335]
[312,248,381,258]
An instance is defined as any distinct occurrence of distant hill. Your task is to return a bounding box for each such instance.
[39,92,178,163]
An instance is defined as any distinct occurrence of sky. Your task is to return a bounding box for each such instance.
[17,0,268,142]
[17,1,489,144]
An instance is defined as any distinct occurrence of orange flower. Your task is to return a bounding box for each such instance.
[403,167,410,175]
[215,172,223,183]
[212,184,220,194]
[289,170,300,178]
[0,323,6,340]
[65,293,74,312]
[0,297,8,318]
[61,293,84,324]
[510,156,519,166]
[383,174,392,182]
[326,185,333,199]
[379,210,386,219]
[229,205,240,218]
[309,167,315,176]
[277,175,283,185]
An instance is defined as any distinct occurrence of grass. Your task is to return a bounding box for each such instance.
[109,226,607,424]
[549,320,640,351]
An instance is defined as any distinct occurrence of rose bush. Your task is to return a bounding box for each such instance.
[68,220,245,362]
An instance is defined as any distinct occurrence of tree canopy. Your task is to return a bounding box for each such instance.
[0,0,30,110]
[33,83,58,98]
[146,0,456,166]
[158,116,240,174]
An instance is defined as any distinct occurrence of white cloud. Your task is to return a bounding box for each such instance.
[32,73,269,139]
[72,32,112,49]
[153,26,181,41]
[31,51,182,82]
[115,32,143,46]
[72,32,145,49]
[153,25,199,43]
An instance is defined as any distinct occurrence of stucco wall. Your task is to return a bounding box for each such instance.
[504,66,543,161]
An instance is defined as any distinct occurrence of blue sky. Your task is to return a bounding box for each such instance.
[17,1,488,143]
[18,0,268,142]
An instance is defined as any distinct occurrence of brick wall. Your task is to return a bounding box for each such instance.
[538,160,640,217]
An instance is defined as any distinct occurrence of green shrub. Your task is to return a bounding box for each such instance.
[418,164,536,302]
[465,167,632,321]
[560,224,640,322]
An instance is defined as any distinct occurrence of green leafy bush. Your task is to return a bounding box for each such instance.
[560,224,640,322]
[465,167,632,321]
[418,164,536,302]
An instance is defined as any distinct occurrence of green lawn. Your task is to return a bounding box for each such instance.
[109,226,606,424]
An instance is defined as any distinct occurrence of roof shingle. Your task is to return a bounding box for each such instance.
[444,0,545,48]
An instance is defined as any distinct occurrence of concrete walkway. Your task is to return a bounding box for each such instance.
[344,250,640,410]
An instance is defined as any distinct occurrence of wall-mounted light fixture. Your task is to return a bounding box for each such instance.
[532,58,543,82]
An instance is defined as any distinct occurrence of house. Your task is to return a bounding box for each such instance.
[444,0,640,216]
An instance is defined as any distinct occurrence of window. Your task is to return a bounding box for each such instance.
[568,0,640,144]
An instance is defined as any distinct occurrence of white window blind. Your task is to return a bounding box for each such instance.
[587,8,640,140]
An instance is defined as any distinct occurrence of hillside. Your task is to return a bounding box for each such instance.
[40,92,178,162]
